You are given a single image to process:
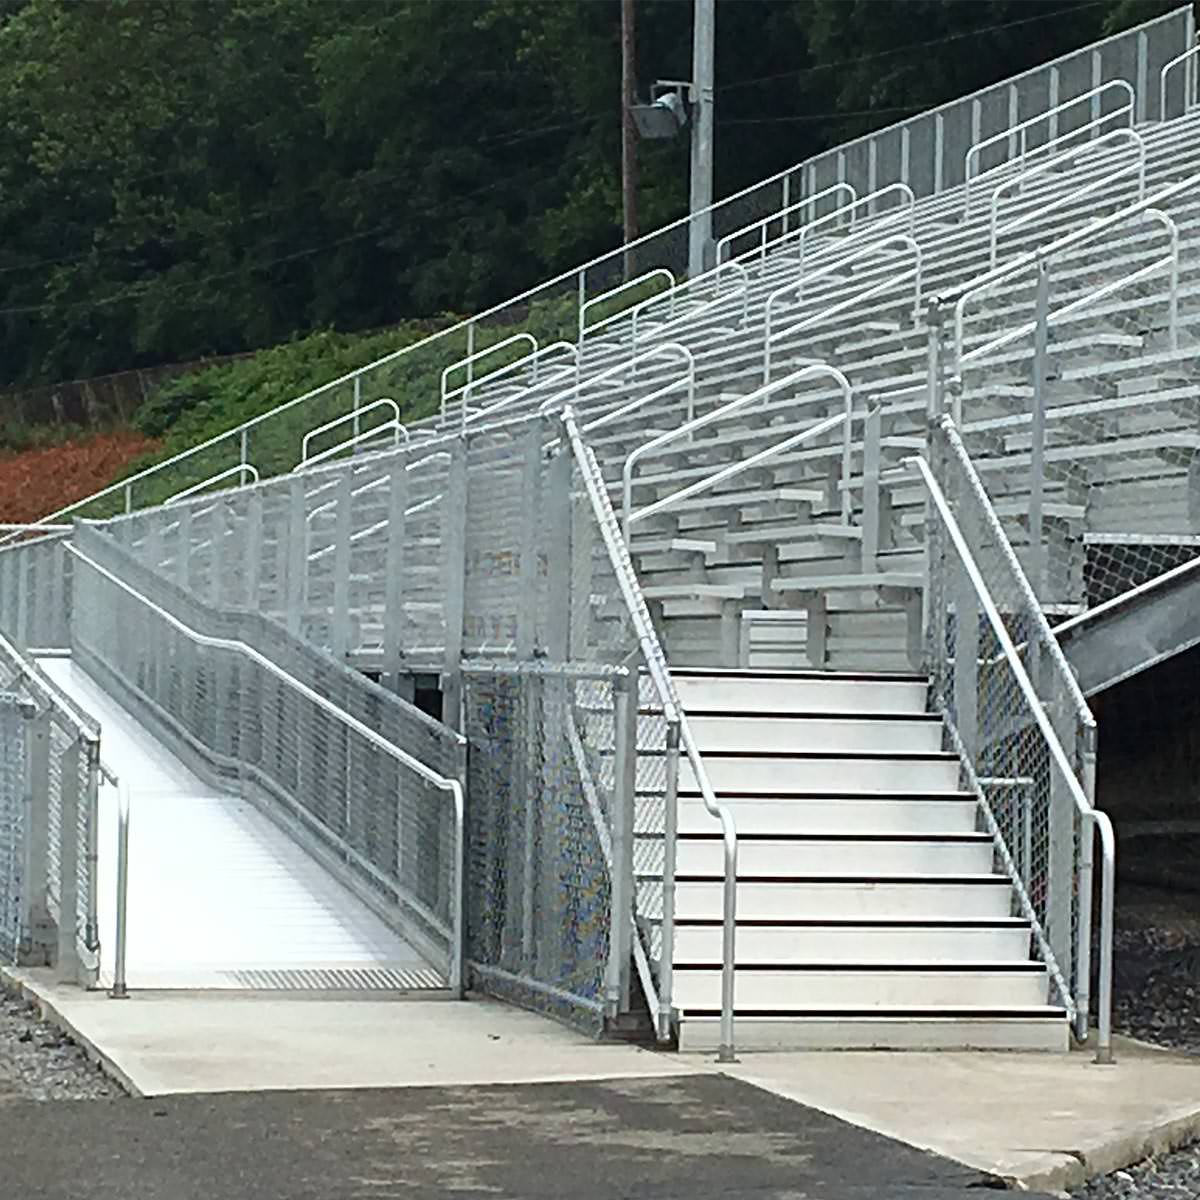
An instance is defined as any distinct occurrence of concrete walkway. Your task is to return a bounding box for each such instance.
[10,967,1200,1194]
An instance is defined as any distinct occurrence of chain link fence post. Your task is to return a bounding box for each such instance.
[20,707,54,966]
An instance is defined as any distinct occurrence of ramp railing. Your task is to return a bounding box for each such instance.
[0,629,101,987]
[67,526,469,993]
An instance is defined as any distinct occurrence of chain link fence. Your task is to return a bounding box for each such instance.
[70,524,467,986]
[923,417,1104,1040]
[0,692,26,965]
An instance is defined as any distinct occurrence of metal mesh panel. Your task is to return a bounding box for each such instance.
[926,421,1096,1021]
[70,524,464,976]
[0,694,25,963]
[462,665,619,1031]
[0,534,72,651]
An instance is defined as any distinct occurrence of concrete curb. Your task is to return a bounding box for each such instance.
[0,965,143,1097]
[1013,1104,1200,1195]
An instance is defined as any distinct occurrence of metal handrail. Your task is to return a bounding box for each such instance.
[630,260,750,360]
[296,420,408,472]
[561,405,738,1063]
[988,128,1146,267]
[905,420,1113,1065]
[65,543,469,998]
[964,80,1135,215]
[1160,39,1200,121]
[794,183,916,272]
[715,182,856,265]
[301,399,401,464]
[764,235,922,382]
[440,333,536,420]
[108,769,130,999]
[537,343,696,429]
[165,465,260,506]
[580,269,675,343]
[951,173,1195,382]
[622,363,855,533]
[450,342,580,432]
[459,343,579,434]
[628,411,846,533]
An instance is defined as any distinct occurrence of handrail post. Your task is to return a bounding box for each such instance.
[109,780,130,999]
[659,717,680,1042]
[607,665,638,1018]
[1029,258,1050,603]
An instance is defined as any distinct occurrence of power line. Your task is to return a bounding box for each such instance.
[716,0,1111,94]
[718,105,926,127]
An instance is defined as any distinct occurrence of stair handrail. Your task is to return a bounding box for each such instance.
[622,363,854,534]
[950,172,1195,385]
[630,260,750,360]
[1160,38,1200,121]
[440,333,536,419]
[66,541,470,998]
[715,182,856,265]
[562,404,738,1064]
[580,268,676,344]
[300,399,402,466]
[964,79,1135,216]
[987,128,1146,268]
[793,183,916,273]
[164,464,260,506]
[295,419,409,472]
[446,340,580,431]
[764,234,922,382]
[536,343,696,430]
[904,416,1113,1064]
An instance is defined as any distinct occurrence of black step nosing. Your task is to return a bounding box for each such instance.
[675,790,975,801]
[681,1008,1067,1020]
[670,669,927,682]
[676,710,941,723]
[667,832,992,844]
[670,918,1032,929]
[673,962,1046,973]
[672,873,1012,885]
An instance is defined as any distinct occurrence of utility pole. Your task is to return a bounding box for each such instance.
[621,0,639,278]
[688,0,716,277]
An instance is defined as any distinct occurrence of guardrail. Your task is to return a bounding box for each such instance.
[630,260,750,360]
[442,339,580,431]
[580,269,676,344]
[296,418,409,472]
[987,128,1146,267]
[964,80,1135,216]
[793,183,916,272]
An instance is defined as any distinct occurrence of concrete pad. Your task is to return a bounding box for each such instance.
[717,1038,1200,1194]
[8,971,699,1097]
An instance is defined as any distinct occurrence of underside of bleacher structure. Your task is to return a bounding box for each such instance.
[2,6,1198,1056]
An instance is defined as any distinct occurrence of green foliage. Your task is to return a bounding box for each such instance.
[0,0,1183,397]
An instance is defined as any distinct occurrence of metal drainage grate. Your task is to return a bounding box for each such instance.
[223,966,446,991]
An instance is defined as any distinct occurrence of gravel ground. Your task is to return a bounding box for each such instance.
[1069,875,1200,1198]
[0,990,122,1101]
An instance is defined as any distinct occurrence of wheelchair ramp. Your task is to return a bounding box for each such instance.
[38,657,442,992]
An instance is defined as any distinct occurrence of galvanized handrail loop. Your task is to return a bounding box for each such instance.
[165,464,260,506]
[630,260,750,359]
[301,398,403,465]
[562,406,738,1063]
[906,431,1114,1065]
[764,234,923,383]
[580,269,676,344]
[1160,38,1200,122]
[987,128,1147,268]
[620,363,854,536]
[964,79,1135,216]
[455,342,580,432]
[715,182,857,266]
[951,172,1196,383]
[537,343,696,429]
[440,333,537,422]
[65,543,469,999]
[794,183,916,273]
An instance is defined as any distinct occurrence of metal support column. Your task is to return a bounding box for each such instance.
[606,666,638,1018]
[441,439,468,730]
[20,710,54,965]
[56,737,81,983]
[1029,259,1049,603]
[688,0,715,277]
